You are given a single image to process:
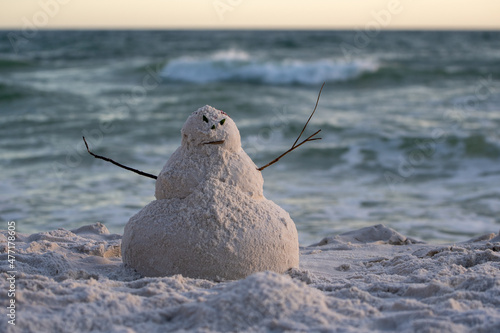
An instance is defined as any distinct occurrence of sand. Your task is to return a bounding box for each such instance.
[1,223,499,332]
[123,106,299,280]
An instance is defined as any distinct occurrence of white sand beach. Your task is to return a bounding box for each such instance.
[1,222,499,332]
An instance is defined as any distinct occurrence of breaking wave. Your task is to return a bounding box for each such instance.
[161,49,379,85]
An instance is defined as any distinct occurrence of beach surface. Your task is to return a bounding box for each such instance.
[1,223,499,332]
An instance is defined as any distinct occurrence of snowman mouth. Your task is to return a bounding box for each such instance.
[203,140,225,145]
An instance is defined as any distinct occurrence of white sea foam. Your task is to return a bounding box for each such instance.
[161,49,379,85]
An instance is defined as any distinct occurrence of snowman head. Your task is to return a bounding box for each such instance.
[181,105,241,153]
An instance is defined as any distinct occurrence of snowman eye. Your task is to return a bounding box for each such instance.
[220,118,226,125]
[203,115,209,123]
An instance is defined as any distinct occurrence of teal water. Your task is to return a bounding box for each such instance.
[1,30,499,244]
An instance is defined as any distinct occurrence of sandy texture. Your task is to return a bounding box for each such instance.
[155,106,263,201]
[1,223,499,332]
[123,180,299,280]
[122,106,299,279]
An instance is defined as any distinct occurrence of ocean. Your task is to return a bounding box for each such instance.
[1,30,499,245]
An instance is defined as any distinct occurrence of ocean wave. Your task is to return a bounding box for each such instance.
[250,132,500,176]
[160,49,379,85]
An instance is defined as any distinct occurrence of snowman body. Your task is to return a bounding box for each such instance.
[122,105,299,280]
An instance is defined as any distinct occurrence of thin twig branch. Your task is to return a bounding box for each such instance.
[83,136,157,180]
[292,82,325,148]
[257,83,325,171]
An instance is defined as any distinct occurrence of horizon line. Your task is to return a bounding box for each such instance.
[1,26,499,31]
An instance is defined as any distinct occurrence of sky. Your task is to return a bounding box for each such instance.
[0,0,499,30]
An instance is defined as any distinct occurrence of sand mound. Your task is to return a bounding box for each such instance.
[122,106,299,280]
[162,272,341,332]
[123,180,299,280]
[312,224,423,246]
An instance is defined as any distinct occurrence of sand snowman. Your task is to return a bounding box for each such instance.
[122,105,299,280]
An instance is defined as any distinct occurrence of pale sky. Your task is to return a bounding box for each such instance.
[0,0,499,30]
